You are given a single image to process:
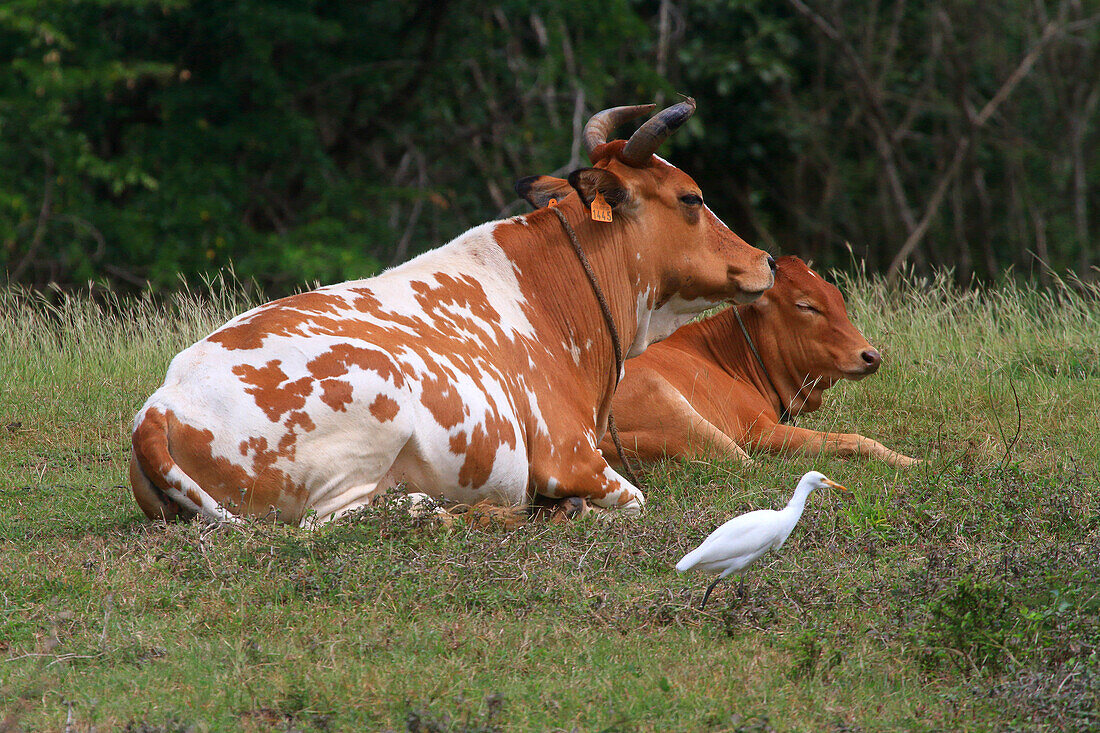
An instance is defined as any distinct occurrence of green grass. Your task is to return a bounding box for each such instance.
[2,271,1099,731]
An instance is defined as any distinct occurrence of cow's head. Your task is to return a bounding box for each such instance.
[516,100,774,307]
[756,256,881,381]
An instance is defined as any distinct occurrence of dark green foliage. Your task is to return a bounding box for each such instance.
[913,572,1018,673]
[0,0,657,292]
[405,693,506,733]
[903,545,1100,679]
[2,1,1097,293]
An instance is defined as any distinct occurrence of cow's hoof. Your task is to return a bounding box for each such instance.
[432,513,458,529]
[550,496,589,523]
[445,501,527,531]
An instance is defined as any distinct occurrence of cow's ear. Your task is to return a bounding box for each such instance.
[567,168,630,210]
[514,175,573,209]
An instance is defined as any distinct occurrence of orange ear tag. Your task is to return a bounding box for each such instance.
[591,192,613,222]
[547,198,558,207]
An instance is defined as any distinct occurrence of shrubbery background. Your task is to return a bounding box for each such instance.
[3,0,1098,293]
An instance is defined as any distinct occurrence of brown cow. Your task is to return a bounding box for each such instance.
[601,256,917,467]
[129,100,775,525]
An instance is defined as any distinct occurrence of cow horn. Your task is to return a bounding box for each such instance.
[620,97,696,166]
[582,104,656,160]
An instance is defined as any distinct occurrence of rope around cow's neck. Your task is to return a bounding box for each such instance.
[732,307,794,425]
[549,205,643,489]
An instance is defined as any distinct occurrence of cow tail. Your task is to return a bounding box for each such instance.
[130,408,239,524]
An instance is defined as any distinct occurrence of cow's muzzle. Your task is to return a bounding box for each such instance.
[727,252,775,303]
[843,348,882,378]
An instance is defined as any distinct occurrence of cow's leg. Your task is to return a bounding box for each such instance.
[607,418,753,465]
[664,404,754,463]
[749,422,918,467]
[606,375,752,464]
[588,463,646,512]
[302,414,419,525]
[534,449,646,514]
[129,453,187,522]
[312,489,448,527]
[304,479,393,526]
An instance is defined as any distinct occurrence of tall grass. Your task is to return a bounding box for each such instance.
[0,274,262,531]
[1,269,1098,731]
[829,268,1100,474]
[1,272,260,379]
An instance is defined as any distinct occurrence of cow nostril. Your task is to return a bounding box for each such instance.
[767,255,777,272]
[861,349,881,367]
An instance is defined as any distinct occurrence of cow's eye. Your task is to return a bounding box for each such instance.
[796,302,818,313]
[679,194,703,207]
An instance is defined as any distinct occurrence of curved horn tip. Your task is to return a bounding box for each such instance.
[620,96,698,165]
[582,104,657,156]
[661,96,698,127]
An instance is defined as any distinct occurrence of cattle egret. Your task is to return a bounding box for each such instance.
[676,471,849,609]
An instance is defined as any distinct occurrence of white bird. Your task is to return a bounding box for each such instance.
[676,471,850,609]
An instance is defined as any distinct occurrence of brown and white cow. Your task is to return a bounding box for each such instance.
[600,256,917,467]
[129,100,775,525]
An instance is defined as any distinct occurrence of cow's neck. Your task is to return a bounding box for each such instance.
[696,306,827,419]
[495,205,654,428]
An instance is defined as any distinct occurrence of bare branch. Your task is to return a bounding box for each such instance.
[655,0,673,108]
[390,149,428,265]
[9,154,54,283]
[788,0,919,232]
[887,13,1068,280]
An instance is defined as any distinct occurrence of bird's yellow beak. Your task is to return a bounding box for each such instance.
[824,479,851,495]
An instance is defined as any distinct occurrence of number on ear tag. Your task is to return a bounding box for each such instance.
[591,192,613,222]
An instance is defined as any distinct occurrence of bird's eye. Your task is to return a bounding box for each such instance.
[679,193,703,207]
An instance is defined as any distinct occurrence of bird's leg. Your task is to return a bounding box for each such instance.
[700,576,723,610]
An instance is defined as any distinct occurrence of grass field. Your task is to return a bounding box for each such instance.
[2,271,1099,732]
